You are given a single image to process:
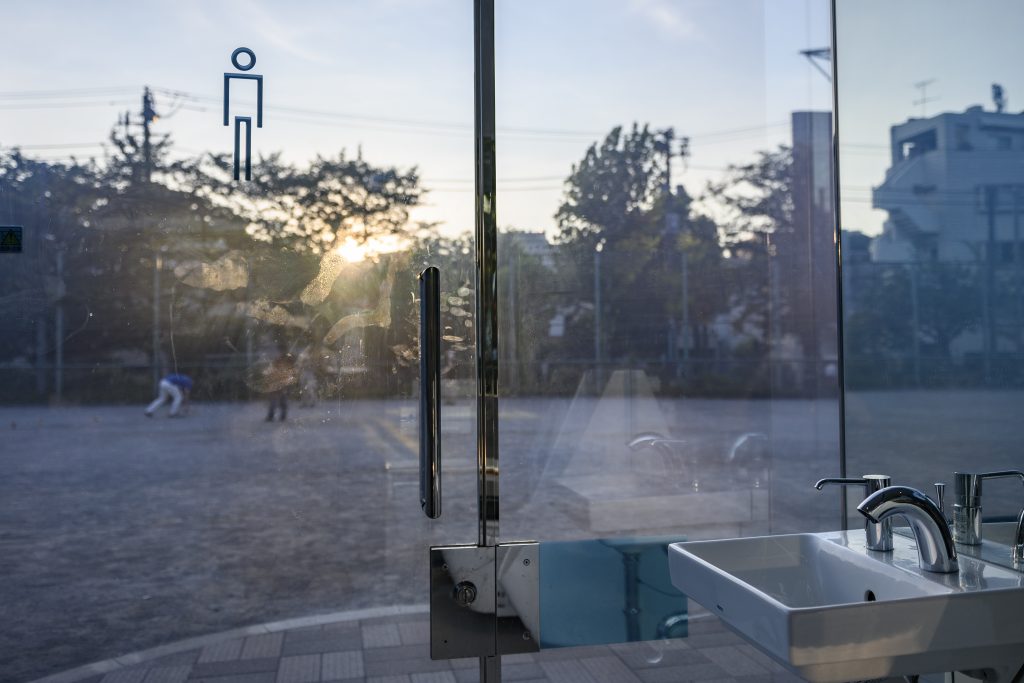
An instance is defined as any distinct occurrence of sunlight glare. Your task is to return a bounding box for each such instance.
[334,234,406,263]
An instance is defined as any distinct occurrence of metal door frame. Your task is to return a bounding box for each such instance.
[473,0,500,679]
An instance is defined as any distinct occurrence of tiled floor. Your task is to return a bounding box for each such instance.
[32,608,805,683]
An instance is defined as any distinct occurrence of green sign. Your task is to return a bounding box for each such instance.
[0,226,22,253]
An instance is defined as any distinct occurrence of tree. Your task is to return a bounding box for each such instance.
[161,148,433,398]
[548,123,729,379]
[0,153,101,389]
[703,146,797,360]
[555,124,667,249]
[0,107,435,402]
[845,261,981,379]
[179,151,425,255]
[705,145,794,245]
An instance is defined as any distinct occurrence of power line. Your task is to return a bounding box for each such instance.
[0,100,135,110]
[153,85,794,142]
[0,86,140,99]
[0,142,107,150]
[2,83,799,150]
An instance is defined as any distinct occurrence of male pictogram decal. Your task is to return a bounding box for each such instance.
[223,47,263,181]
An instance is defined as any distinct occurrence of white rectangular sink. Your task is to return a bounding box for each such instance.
[669,531,1024,682]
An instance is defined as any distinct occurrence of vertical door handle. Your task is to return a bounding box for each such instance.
[419,267,442,519]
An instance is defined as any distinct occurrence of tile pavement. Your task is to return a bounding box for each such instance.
[30,607,808,683]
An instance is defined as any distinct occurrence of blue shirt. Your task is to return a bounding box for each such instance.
[164,374,193,391]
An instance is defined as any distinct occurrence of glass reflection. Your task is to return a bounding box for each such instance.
[0,2,476,680]
[494,0,838,665]
[837,0,1024,559]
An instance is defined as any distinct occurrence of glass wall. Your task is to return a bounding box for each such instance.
[494,0,839,672]
[2,1,850,681]
[836,0,1024,549]
[0,3,476,681]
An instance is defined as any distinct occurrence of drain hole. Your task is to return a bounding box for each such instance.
[864,590,876,602]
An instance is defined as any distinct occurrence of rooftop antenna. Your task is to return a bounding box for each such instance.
[913,79,938,117]
[800,47,831,82]
[992,83,1006,113]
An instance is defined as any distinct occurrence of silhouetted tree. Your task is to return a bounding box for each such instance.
[552,124,726,371]
[180,151,425,255]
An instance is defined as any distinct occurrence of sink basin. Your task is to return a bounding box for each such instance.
[669,531,1024,682]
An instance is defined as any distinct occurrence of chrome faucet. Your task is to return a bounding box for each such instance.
[815,474,893,551]
[858,486,959,574]
[951,470,1024,545]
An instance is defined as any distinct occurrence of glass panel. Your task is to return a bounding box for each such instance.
[495,0,838,672]
[0,4,476,680]
[836,0,1024,569]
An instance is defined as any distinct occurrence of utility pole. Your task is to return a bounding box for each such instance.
[140,86,161,384]
[657,129,691,377]
[141,87,157,183]
[659,128,675,196]
[657,129,678,371]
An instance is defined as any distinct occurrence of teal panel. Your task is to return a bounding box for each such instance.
[538,535,688,649]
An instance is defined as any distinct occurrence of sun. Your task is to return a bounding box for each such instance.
[334,234,406,263]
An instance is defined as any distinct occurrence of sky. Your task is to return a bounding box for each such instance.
[836,0,1024,235]
[0,0,833,240]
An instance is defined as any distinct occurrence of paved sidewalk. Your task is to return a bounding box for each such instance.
[30,607,803,683]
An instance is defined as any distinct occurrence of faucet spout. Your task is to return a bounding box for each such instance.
[858,486,958,574]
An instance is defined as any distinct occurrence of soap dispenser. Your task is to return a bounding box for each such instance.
[951,470,1024,545]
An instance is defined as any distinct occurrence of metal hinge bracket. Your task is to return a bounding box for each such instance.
[429,542,539,660]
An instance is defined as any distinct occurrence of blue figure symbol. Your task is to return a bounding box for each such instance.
[223,47,263,181]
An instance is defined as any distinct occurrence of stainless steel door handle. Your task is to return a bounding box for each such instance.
[420,266,442,519]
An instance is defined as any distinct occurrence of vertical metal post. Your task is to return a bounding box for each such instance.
[474,0,498,552]
[984,186,997,385]
[54,249,64,403]
[768,235,782,389]
[681,249,689,369]
[594,246,602,393]
[35,314,46,395]
[475,0,500,678]
[153,251,162,388]
[829,0,849,525]
[245,259,254,381]
[1014,189,1022,350]
[507,250,519,392]
[908,262,921,387]
[622,551,641,642]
